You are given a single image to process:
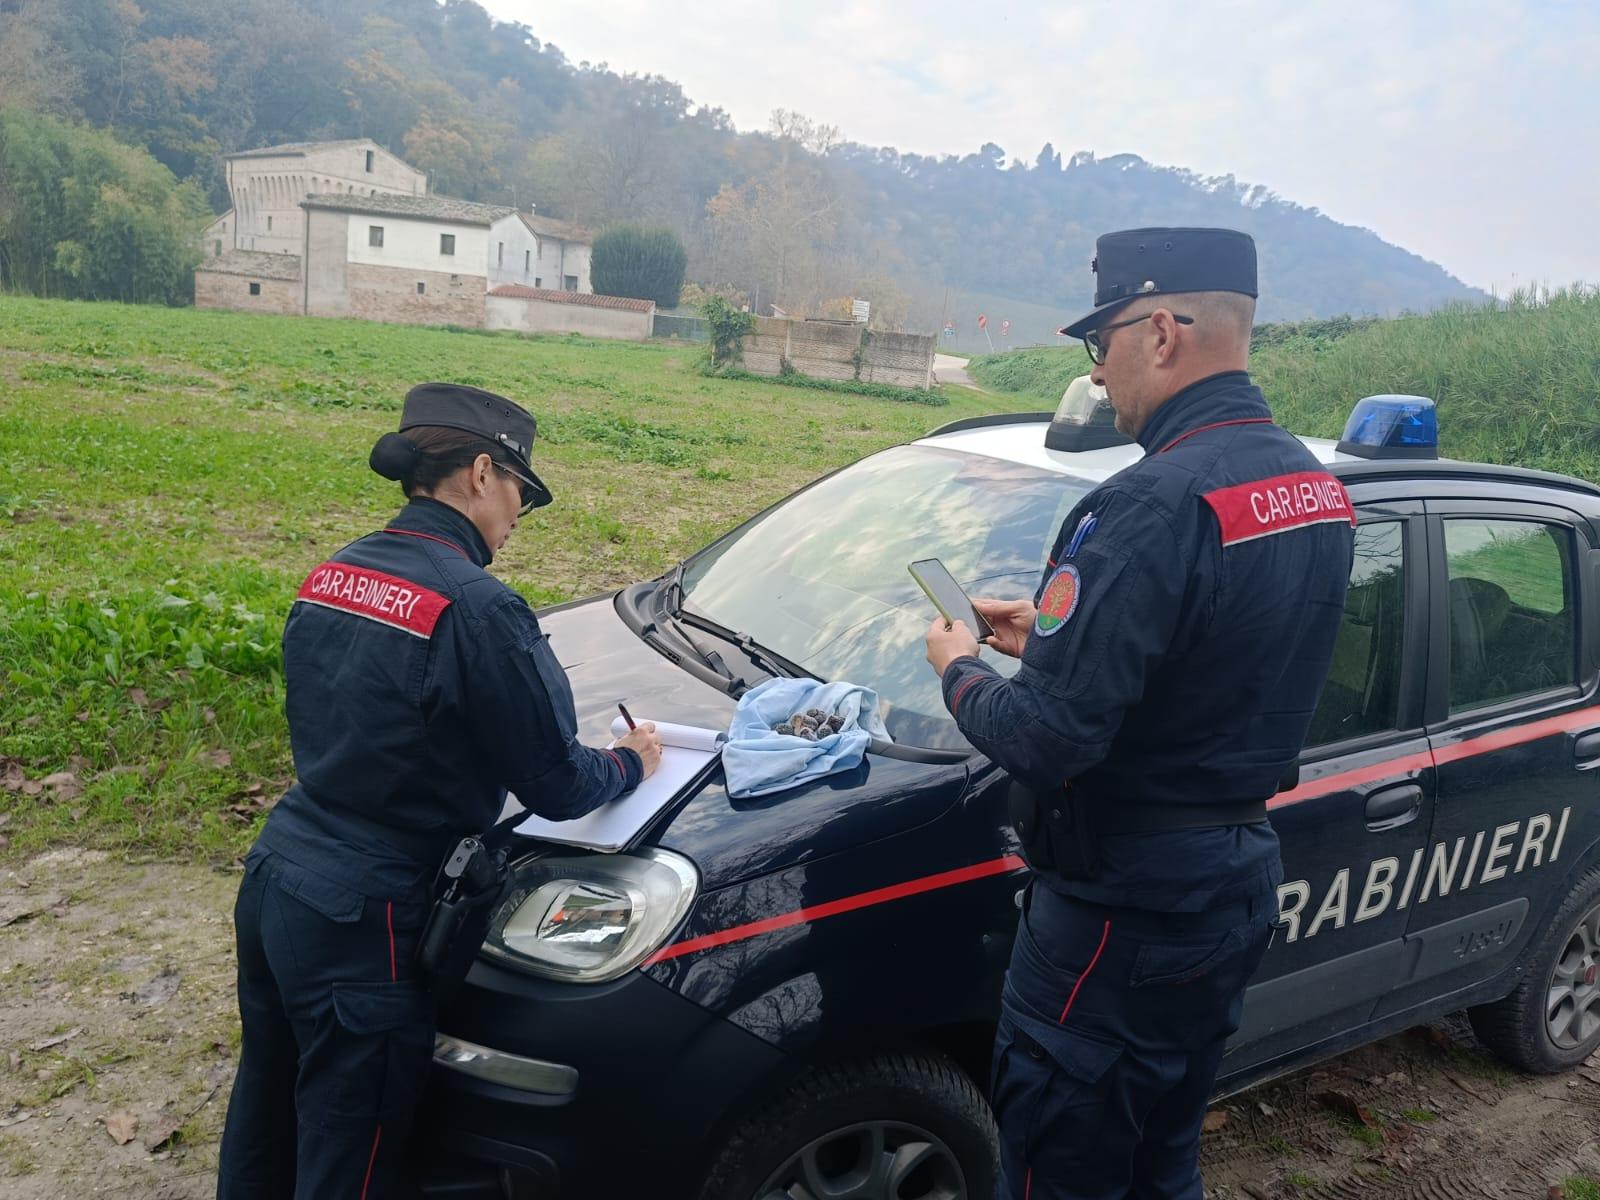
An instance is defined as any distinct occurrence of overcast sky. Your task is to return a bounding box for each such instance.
[483,1,1599,294]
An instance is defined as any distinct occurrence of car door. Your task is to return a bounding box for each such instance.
[1373,497,1600,1020]
[1225,500,1435,1072]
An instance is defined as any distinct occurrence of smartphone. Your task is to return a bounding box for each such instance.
[908,558,995,640]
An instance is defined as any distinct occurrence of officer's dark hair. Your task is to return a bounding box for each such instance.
[369,426,518,497]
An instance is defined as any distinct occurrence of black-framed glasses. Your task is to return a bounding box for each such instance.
[495,463,541,516]
[1083,312,1193,365]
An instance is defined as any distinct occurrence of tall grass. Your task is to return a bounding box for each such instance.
[969,289,1600,481]
[0,296,1014,861]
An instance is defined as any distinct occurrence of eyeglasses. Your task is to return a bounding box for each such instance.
[495,463,541,516]
[1083,312,1194,365]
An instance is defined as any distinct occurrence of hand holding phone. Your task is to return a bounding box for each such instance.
[908,558,995,640]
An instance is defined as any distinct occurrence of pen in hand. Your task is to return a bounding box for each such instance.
[617,702,637,731]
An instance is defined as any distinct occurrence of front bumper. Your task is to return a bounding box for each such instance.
[416,956,788,1199]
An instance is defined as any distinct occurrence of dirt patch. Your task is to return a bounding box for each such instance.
[0,851,238,1198]
[1,848,1596,1196]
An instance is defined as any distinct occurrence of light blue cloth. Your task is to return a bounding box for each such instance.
[722,678,892,798]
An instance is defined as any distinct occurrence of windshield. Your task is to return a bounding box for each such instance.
[681,445,1092,749]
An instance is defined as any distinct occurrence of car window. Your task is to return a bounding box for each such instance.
[681,445,1091,748]
[1305,521,1407,748]
[1445,518,1576,713]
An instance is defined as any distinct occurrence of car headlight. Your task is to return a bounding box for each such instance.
[481,848,698,983]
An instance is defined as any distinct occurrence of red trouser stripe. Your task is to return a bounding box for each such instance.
[1058,919,1111,1023]
[360,1125,382,1199]
[386,902,396,982]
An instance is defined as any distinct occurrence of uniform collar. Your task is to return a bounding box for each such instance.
[1134,370,1270,454]
[388,497,494,568]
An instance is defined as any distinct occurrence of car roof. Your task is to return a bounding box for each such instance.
[918,414,1347,484]
[917,412,1600,500]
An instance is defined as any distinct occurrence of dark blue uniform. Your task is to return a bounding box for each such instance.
[218,496,641,1200]
[940,372,1355,1198]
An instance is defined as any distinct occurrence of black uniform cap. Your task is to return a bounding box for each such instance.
[380,382,552,509]
[1058,227,1258,339]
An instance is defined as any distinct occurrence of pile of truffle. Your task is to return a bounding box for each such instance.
[773,708,846,740]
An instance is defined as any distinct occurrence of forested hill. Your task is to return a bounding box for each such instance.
[1,0,1485,325]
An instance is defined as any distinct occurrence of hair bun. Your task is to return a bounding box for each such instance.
[369,432,421,481]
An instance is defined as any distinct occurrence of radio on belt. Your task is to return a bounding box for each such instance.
[1336,394,1439,460]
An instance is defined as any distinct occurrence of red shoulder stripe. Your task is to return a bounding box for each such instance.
[295,562,451,638]
[1202,471,1355,547]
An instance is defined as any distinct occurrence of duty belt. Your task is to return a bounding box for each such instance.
[1094,798,1269,835]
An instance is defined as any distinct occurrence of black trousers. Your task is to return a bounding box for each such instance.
[217,849,435,1200]
[992,884,1273,1200]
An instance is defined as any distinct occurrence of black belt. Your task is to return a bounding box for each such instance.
[1094,798,1268,835]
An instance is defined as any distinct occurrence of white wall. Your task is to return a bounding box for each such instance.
[347,216,489,276]
[487,215,541,290]
[533,236,592,292]
[227,142,427,255]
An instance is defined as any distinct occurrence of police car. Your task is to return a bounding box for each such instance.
[418,390,1600,1200]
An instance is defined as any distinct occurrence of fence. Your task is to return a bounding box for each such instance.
[651,313,708,341]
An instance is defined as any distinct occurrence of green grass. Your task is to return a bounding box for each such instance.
[1399,1108,1437,1123]
[1285,1171,1319,1191]
[1562,1177,1600,1200]
[0,296,1014,861]
[969,288,1600,482]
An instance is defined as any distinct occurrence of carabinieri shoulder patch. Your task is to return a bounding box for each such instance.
[1035,564,1082,637]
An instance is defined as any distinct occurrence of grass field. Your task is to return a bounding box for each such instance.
[0,296,1013,861]
[969,291,1600,482]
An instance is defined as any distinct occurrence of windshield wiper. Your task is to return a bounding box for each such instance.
[675,607,817,683]
[641,563,745,692]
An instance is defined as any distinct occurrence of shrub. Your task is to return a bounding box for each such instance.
[590,224,688,308]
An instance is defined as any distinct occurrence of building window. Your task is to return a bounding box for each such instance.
[440,233,455,256]
[534,278,542,288]
[564,274,578,292]
[249,282,261,296]
[524,249,530,274]
[213,240,222,257]
[416,281,426,295]
[266,215,272,231]
[497,242,504,267]
[369,226,384,247]
[365,149,374,173]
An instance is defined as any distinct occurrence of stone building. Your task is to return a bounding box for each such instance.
[195,138,602,332]
[201,139,426,261]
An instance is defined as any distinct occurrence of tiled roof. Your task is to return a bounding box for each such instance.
[301,193,514,226]
[519,213,594,243]
[195,250,302,281]
[228,139,374,160]
[488,285,654,313]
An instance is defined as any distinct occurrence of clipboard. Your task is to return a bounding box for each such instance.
[511,718,725,852]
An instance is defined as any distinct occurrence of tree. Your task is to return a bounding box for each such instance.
[0,107,208,304]
[591,224,687,308]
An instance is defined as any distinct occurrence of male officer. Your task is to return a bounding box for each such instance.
[218,384,661,1198]
[925,229,1354,1198]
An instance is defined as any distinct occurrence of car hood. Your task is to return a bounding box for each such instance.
[531,593,970,890]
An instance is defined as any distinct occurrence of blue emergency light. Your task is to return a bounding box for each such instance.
[1336,394,1439,460]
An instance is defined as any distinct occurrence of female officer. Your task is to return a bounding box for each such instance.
[217,383,662,1200]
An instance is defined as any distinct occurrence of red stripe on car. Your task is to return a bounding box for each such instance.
[644,855,1028,965]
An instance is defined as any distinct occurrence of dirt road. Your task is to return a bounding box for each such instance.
[1,851,1595,1197]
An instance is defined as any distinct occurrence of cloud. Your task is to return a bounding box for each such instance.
[487,0,1600,290]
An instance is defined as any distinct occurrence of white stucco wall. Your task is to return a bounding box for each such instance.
[532,236,592,292]
[228,142,427,256]
[486,215,541,290]
[347,216,489,276]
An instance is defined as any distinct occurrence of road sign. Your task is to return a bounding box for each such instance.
[851,299,870,324]
[1001,319,1011,336]
[977,314,987,329]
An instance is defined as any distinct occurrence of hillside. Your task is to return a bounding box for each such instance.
[1,0,1483,327]
[967,292,1600,481]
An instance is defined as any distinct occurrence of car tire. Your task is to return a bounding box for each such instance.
[696,1050,999,1200]
[1468,863,1600,1073]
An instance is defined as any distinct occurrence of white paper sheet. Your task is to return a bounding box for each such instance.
[510,716,725,852]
